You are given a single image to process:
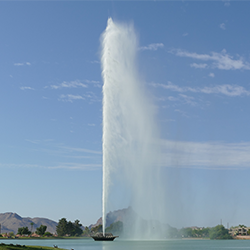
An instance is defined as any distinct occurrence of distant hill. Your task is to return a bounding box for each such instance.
[0,212,57,234]
[90,207,170,238]
[89,207,137,229]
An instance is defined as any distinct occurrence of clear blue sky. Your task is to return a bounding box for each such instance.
[1,1,250,229]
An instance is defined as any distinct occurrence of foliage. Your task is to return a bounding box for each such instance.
[167,226,212,239]
[56,218,68,236]
[9,232,15,237]
[17,227,31,235]
[209,225,232,239]
[238,224,246,228]
[82,226,90,236]
[56,218,83,236]
[35,225,47,235]
[171,225,231,239]
[43,232,52,237]
[90,225,102,234]
[106,221,123,235]
[200,227,210,238]
[69,220,83,236]
[181,228,193,237]
[0,234,2,237]
[167,227,179,238]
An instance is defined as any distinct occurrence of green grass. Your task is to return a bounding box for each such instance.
[0,244,65,250]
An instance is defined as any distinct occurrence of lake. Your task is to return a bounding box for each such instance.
[1,238,250,250]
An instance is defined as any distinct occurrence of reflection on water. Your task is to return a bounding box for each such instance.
[1,239,250,250]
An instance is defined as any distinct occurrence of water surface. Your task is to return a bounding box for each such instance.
[1,239,249,250]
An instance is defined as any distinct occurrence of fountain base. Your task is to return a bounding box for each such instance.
[91,232,118,241]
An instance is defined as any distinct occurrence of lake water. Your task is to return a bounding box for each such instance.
[1,238,250,250]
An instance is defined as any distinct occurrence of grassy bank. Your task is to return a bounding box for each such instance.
[0,237,90,240]
[0,244,65,250]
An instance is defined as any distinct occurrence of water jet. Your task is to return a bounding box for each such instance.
[101,18,164,239]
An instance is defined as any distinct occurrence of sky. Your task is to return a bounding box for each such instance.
[1,0,250,229]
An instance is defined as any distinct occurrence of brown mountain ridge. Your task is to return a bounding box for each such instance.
[0,212,57,234]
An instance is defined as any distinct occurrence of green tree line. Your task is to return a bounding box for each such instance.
[56,218,83,236]
[17,225,49,236]
[168,225,232,239]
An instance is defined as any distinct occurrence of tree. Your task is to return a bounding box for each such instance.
[17,227,31,235]
[82,226,90,236]
[239,224,246,228]
[201,227,210,238]
[106,221,123,235]
[178,227,194,238]
[56,218,68,236]
[209,225,232,239]
[56,218,83,236]
[73,220,83,236]
[35,225,47,236]
[44,232,53,237]
[9,232,15,237]
[91,225,102,234]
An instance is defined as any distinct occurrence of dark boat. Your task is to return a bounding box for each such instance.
[91,232,118,241]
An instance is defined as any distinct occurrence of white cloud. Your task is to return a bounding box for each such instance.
[90,60,100,64]
[162,140,250,169]
[84,80,100,84]
[151,81,197,93]
[174,109,189,118]
[190,63,208,69]
[220,23,226,30]
[47,163,101,170]
[5,139,250,170]
[171,49,250,70]
[84,79,102,88]
[0,163,38,168]
[182,33,188,37]
[224,0,230,7]
[151,81,191,92]
[179,94,197,106]
[59,94,85,102]
[168,96,178,101]
[51,80,88,89]
[165,119,176,122]
[0,141,102,171]
[26,139,40,144]
[20,86,34,90]
[139,43,164,51]
[0,163,101,171]
[82,91,101,103]
[14,62,31,66]
[60,146,102,155]
[201,84,250,96]
[151,81,250,97]
[209,73,215,78]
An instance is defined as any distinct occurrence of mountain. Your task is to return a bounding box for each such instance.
[89,207,137,228]
[0,212,58,234]
[90,207,171,238]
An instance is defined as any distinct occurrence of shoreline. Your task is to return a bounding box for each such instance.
[0,243,65,250]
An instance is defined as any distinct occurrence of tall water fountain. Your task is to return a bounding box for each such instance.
[101,18,164,239]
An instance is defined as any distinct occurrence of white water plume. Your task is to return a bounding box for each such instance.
[101,18,165,239]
